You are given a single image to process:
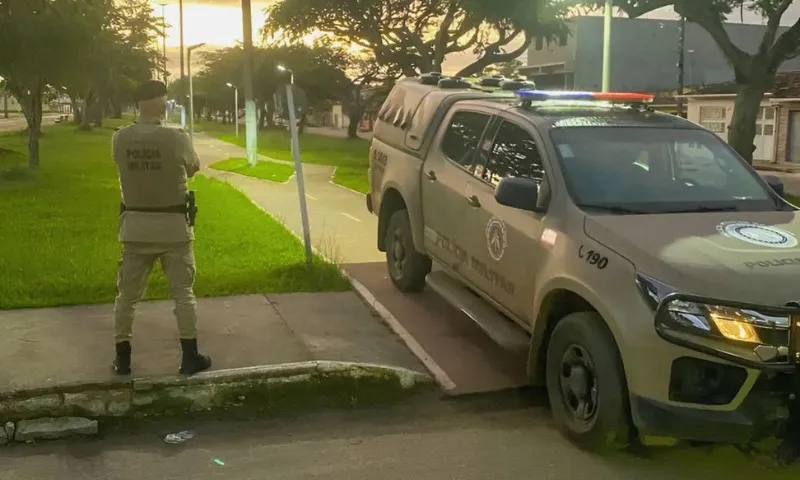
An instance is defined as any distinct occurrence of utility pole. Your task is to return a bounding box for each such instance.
[677,16,686,117]
[241,0,258,166]
[179,0,185,97]
[601,0,612,92]
[160,3,168,84]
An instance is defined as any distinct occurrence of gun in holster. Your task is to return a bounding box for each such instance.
[186,191,197,227]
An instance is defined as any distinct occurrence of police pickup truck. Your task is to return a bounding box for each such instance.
[365,72,800,451]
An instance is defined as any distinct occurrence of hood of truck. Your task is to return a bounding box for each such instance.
[584,210,800,306]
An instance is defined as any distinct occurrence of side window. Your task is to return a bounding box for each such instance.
[478,121,545,187]
[440,111,492,170]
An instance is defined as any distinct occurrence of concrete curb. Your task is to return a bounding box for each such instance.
[0,361,433,427]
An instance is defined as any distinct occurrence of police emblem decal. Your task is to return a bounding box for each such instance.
[717,221,798,249]
[485,217,508,261]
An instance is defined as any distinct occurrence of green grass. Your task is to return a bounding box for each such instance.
[0,123,348,310]
[333,166,370,194]
[210,157,294,183]
[196,120,370,193]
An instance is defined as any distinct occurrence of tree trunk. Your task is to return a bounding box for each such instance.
[22,92,43,169]
[347,103,365,139]
[266,98,275,128]
[728,82,770,165]
[69,95,83,124]
[79,91,94,131]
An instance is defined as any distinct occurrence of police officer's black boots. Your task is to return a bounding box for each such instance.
[179,338,212,375]
[112,341,132,375]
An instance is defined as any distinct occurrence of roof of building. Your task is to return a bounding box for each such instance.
[681,71,800,98]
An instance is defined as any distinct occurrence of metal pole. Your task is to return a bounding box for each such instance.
[677,16,686,117]
[188,49,194,138]
[179,0,185,83]
[285,80,313,265]
[235,87,239,139]
[601,0,612,92]
[161,4,167,84]
[241,0,258,166]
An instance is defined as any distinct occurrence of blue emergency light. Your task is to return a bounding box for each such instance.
[514,90,654,103]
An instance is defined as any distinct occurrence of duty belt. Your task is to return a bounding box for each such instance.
[119,204,188,215]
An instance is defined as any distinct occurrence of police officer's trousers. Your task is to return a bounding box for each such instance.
[113,241,198,343]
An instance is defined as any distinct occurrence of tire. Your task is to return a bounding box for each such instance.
[384,209,432,292]
[545,311,632,452]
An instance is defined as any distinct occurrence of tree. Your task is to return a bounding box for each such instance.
[263,0,568,79]
[0,0,96,167]
[191,42,363,133]
[570,0,800,164]
[483,59,524,77]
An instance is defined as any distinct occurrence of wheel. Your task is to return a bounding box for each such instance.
[384,209,431,292]
[545,311,632,451]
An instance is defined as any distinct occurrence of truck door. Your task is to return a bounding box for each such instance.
[459,117,553,322]
[421,108,494,273]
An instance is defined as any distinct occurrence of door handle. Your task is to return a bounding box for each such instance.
[425,170,437,181]
[466,195,481,208]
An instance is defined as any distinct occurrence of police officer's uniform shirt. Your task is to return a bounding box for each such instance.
[112,118,201,243]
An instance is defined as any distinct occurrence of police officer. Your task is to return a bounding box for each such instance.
[111,80,211,376]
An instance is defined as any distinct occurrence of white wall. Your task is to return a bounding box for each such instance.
[686,97,776,161]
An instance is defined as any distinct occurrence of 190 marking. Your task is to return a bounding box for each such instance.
[578,245,608,270]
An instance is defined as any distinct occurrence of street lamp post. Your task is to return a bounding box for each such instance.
[241,0,258,166]
[159,3,167,84]
[187,42,206,139]
[226,82,239,138]
[179,0,185,83]
[278,64,313,266]
[601,0,612,92]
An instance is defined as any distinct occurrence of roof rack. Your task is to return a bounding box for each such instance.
[514,90,655,111]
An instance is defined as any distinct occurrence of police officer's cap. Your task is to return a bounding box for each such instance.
[134,80,168,103]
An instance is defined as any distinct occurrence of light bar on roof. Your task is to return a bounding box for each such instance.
[515,90,655,103]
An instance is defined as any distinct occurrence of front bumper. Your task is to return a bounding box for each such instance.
[632,367,797,444]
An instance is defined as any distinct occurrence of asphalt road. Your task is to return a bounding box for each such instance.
[1,393,795,480]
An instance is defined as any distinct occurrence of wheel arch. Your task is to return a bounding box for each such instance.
[527,280,625,386]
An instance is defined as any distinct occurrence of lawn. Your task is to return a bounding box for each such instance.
[210,157,294,183]
[0,123,348,310]
[196,120,371,194]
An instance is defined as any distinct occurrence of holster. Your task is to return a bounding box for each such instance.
[186,191,197,227]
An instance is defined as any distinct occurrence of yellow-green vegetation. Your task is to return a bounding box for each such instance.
[210,157,295,183]
[0,124,348,309]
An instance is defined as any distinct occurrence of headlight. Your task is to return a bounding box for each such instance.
[637,273,794,365]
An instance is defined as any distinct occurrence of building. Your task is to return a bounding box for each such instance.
[1,89,21,114]
[520,16,800,93]
[680,72,800,166]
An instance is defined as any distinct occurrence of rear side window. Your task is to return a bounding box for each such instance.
[441,111,491,170]
[478,120,545,187]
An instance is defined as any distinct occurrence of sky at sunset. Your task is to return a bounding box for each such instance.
[152,0,800,80]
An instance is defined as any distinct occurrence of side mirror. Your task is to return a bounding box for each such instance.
[762,174,785,198]
[495,177,543,212]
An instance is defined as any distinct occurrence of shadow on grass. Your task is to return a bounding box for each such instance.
[143,261,350,301]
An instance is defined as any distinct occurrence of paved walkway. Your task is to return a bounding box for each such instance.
[0,293,424,394]
[194,133,381,263]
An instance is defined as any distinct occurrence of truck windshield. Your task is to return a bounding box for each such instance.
[549,127,780,213]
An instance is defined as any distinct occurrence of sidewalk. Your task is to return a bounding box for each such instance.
[0,292,430,429]
[193,133,382,264]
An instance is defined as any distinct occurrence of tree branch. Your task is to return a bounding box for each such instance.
[455,30,530,77]
[677,1,751,77]
[769,18,800,70]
